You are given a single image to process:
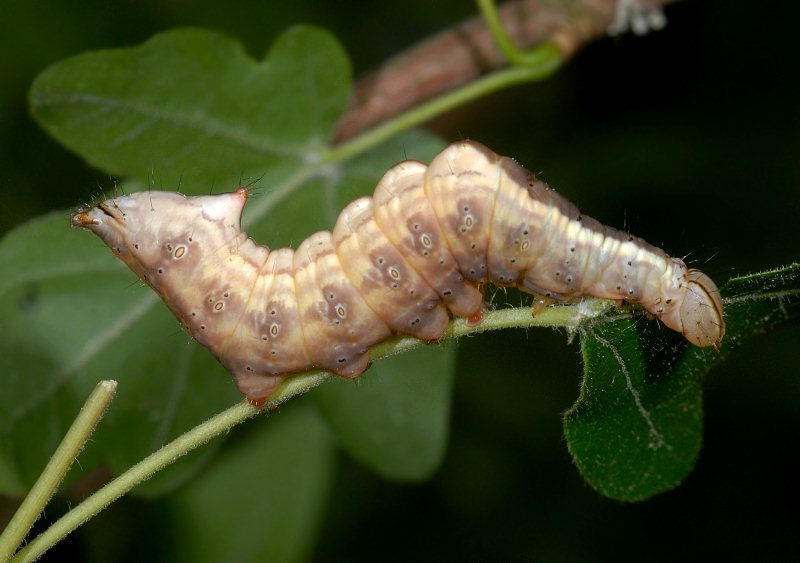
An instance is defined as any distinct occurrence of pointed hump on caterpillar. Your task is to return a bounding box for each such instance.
[71,188,251,289]
[71,141,725,403]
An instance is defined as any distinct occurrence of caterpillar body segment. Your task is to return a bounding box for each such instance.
[71,141,725,403]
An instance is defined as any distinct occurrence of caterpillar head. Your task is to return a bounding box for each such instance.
[70,188,248,289]
[674,269,725,348]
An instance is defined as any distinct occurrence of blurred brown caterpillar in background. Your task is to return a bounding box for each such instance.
[71,141,724,405]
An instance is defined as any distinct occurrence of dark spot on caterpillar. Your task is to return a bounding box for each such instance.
[157,267,164,274]
[627,261,632,266]
[570,247,575,252]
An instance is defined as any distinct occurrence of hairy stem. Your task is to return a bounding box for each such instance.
[1,381,116,561]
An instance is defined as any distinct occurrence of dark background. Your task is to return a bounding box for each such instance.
[1,0,798,560]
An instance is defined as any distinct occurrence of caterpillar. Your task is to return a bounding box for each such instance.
[71,141,724,405]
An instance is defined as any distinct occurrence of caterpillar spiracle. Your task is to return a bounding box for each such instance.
[71,141,725,405]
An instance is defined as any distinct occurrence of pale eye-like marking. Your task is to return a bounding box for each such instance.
[387,266,400,280]
[270,322,279,337]
[420,234,433,248]
[213,301,224,312]
[335,304,347,318]
[173,244,187,259]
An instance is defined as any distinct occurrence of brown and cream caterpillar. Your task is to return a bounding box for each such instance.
[71,141,725,405]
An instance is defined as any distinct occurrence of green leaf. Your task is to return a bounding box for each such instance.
[170,400,336,563]
[565,263,800,501]
[29,26,350,190]
[313,342,456,482]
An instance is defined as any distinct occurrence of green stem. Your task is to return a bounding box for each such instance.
[476,0,558,67]
[10,298,615,562]
[12,400,256,563]
[0,380,117,561]
[325,42,562,165]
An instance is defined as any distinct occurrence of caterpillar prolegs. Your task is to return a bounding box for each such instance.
[71,141,725,404]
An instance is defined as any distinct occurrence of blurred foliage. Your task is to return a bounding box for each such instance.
[1,0,798,561]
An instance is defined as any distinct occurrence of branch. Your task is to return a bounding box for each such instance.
[334,0,684,141]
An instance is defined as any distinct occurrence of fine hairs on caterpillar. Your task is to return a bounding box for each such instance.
[71,141,725,405]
